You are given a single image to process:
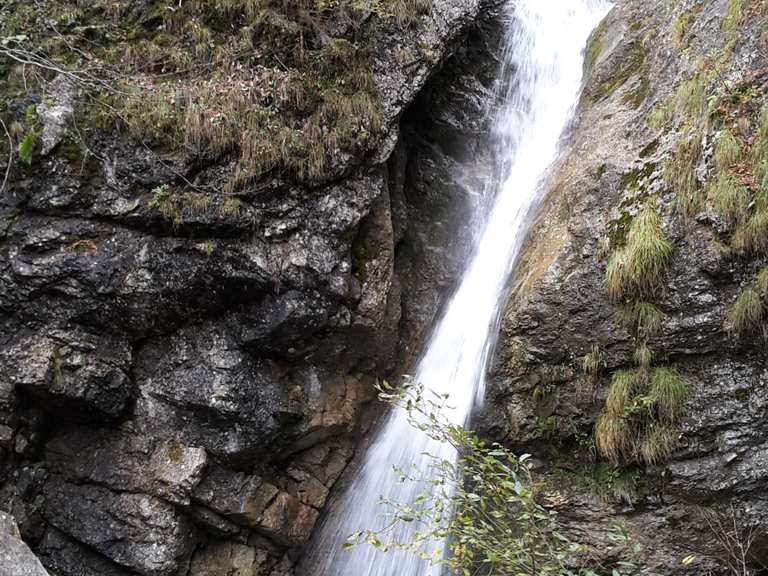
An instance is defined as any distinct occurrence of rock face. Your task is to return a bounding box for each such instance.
[0,0,503,572]
[0,511,49,576]
[487,0,768,573]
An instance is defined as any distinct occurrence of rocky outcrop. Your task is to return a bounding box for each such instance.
[0,0,504,572]
[488,0,768,573]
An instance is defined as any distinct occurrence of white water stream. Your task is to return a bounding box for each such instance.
[303,1,610,574]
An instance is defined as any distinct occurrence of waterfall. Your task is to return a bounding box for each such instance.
[301,1,611,574]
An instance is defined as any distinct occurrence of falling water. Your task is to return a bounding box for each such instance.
[302,1,611,574]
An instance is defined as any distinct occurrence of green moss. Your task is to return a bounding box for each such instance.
[648,100,674,130]
[590,41,648,105]
[722,0,746,31]
[639,139,660,159]
[672,4,702,45]
[584,19,608,76]
[352,243,368,283]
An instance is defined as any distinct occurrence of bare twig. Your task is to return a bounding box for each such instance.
[0,117,12,195]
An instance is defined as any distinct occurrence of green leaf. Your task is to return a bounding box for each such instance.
[18,130,38,166]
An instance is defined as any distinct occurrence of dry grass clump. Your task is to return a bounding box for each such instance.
[649,367,688,423]
[582,344,604,386]
[676,73,707,119]
[605,205,673,300]
[672,4,702,45]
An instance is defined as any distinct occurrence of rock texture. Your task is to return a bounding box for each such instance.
[0,0,504,572]
[487,0,768,573]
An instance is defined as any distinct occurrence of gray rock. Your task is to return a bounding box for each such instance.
[42,477,193,576]
[0,327,132,421]
[189,542,269,576]
[36,76,77,156]
[192,464,279,528]
[37,527,136,576]
[45,428,207,505]
[0,511,49,576]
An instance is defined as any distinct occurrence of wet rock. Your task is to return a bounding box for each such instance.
[134,322,285,460]
[37,527,136,576]
[256,492,319,547]
[45,428,207,505]
[192,464,279,528]
[189,542,269,576]
[0,327,132,421]
[0,511,49,576]
[42,477,193,576]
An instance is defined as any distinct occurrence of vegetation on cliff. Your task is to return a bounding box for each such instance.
[0,0,431,197]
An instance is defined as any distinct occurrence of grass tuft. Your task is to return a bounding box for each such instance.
[728,285,765,333]
[595,413,632,464]
[675,74,707,119]
[722,0,746,31]
[605,205,673,300]
[615,301,664,337]
[582,344,604,384]
[633,342,653,370]
[707,172,750,224]
[713,130,743,171]
[639,424,679,465]
[605,370,639,416]
[665,132,703,216]
[649,367,688,423]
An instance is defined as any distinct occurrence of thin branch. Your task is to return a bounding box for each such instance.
[0,117,12,195]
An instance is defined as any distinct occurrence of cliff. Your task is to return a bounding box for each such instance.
[0,0,502,573]
[487,0,768,572]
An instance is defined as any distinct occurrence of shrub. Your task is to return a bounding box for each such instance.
[605,205,673,300]
[349,382,640,575]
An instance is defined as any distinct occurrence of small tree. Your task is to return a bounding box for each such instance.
[346,381,638,575]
